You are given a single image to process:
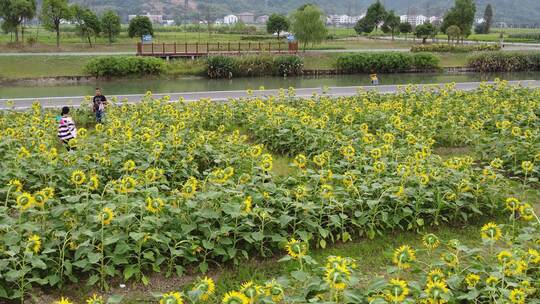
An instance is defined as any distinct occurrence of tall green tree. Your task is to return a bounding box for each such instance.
[381,10,400,40]
[354,0,386,35]
[446,25,461,42]
[128,15,153,38]
[483,4,493,33]
[266,13,289,39]
[71,5,100,47]
[415,22,437,44]
[441,0,476,42]
[101,10,121,44]
[40,0,71,47]
[0,0,37,43]
[291,4,327,51]
[399,22,412,40]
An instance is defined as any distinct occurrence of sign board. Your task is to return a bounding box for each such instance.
[287,34,295,42]
[142,35,153,43]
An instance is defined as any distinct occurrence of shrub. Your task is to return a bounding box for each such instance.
[84,56,165,77]
[336,52,439,73]
[508,33,540,41]
[206,55,304,78]
[206,55,235,78]
[467,52,540,72]
[411,43,501,53]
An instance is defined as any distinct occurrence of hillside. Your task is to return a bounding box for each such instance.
[76,0,540,25]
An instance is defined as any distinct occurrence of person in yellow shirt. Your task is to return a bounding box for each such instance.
[370,72,379,85]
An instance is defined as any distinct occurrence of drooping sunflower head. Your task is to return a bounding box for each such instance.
[392,245,416,269]
[465,273,481,288]
[222,291,249,304]
[509,288,526,304]
[422,234,440,250]
[71,170,87,186]
[123,160,136,172]
[99,207,114,226]
[33,190,48,208]
[17,192,35,210]
[264,279,284,302]
[324,264,351,291]
[55,297,73,304]
[8,179,23,192]
[88,175,100,192]
[440,252,459,268]
[519,203,535,221]
[384,279,409,303]
[505,197,521,212]
[424,280,449,302]
[160,291,184,304]
[480,222,502,241]
[373,161,386,173]
[86,294,104,304]
[285,238,308,259]
[192,277,215,301]
[293,154,307,169]
[240,281,264,299]
[28,234,41,254]
[427,268,445,283]
[242,196,252,214]
[497,250,513,264]
[249,145,263,158]
[146,197,164,214]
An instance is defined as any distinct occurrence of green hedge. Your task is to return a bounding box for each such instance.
[207,55,304,78]
[84,56,166,77]
[508,33,540,41]
[411,43,501,53]
[467,52,540,72]
[336,52,440,73]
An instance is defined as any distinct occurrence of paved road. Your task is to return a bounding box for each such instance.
[1,80,538,110]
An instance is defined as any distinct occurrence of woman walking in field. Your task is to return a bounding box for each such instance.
[57,106,77,150]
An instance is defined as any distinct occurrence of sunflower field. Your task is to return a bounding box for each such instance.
[0,80,538,303]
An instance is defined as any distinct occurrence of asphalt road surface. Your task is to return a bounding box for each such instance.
[1,80,538,110]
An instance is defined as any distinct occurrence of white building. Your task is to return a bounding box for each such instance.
[256,15,269,24]
[429,16,443,25]
[400,15,427,26]
[128,13,163,24]
[223,14,239,24]
[327,14,362,25]
[475,17,485,24]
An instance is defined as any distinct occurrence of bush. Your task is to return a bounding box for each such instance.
[508,33,540,41]
[84,56,165,77]
[336,52,439,73]
[207,55,304,78]
[467,52,540,72]
[411,43,501,53]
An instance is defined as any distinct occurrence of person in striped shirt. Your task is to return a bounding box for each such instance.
[57,106,77,150]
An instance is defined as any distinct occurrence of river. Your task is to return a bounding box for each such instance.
[1,71,539,99]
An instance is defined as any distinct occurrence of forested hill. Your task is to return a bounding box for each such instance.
[73,0,540,25]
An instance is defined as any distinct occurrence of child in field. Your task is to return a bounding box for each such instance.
[370,72,379,85]
[57,106,77,150]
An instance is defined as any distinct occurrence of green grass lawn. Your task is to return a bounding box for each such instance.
[0,56,94,79]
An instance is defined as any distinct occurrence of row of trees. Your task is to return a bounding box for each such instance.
[0,0,121,47]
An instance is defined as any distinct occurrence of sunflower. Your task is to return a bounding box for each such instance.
[325,264,351,291]
[28,234,41,254]
[33,190,48,208]
[43,187,55,199]
[181,177,198,199]
[100,207,114,225]
[242,196,252,214]
[490,158,503,169]
[505,197,521,212]
[16,192,35,210]
[71,170,86,186]
[160,291,184,304]
[222,291,249,304]
[419,173,430,185]
[385,279,409,303]
[78,128,88,138]
[392,245,416,269]
[240,281,264,300]
[146,197,164,213]
[119,176,137,193]
[383,133,395,143]
[528,248,540,264]
[8,179,23,192]
[505,260,527,277]
[293,154,307,169]
[295,185,308,200]
[249,145,263,158]
[88,175,100,191]
[285,238,308,259]
[86,294,104,304]
[320,184,333,199]
[424,280,449,304]
[123,160,136,172]
[480,222,502,241]
[341,145,356,160]
[440,252,458,268]
[265,279,284,302]
[342,171,356,188]
[485,276,499,286]
[519,203,535,221]
[465,273,480,288]
[145,168,162,183]
[509,288,526,304]
[422,234,440,250]
[373,161,386,173]
[192,277,215,301]
[427,268,445,283]
[313,154,326,167]
[497,250,513,264]
[260,154,273,172]
[55,297,73,304]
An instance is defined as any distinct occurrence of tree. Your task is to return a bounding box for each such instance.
[40,0,71,47]
[71,5,100,47]
[381,10,400,40]
[415,22,437,44]
[399,22,412,40]
[354,0,386,35]
[483,4,493,33]
[266,13,289,39]
[101,10,121,44]
[446,25,461,43]
[128,15,153,38]
[291,4,327,51]
[441,0,476,42]
[0,0,37,43]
